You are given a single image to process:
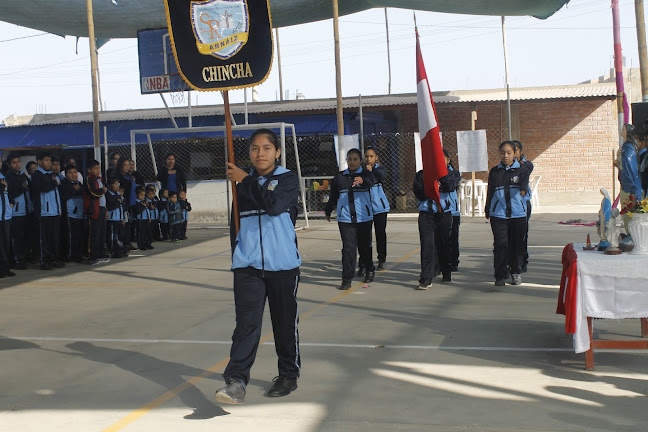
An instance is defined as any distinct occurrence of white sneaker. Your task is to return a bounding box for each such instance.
[98,258,111,263]
[417,279,433,290]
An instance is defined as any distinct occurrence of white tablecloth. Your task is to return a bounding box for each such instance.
[573,244,648,353]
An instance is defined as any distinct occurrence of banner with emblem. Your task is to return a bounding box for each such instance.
[163,0,273,91]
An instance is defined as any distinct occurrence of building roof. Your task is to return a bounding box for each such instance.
[2,82,617,128]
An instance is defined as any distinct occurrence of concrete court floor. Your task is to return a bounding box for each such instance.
[1,214,647,432]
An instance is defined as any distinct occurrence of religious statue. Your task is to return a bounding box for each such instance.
[597,187,612,250]
[604,208,623,255]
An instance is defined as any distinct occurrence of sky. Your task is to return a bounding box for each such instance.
[0,0,644,121]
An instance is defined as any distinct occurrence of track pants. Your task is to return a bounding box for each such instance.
[490,216,527,281]
[88,208,107,261]
[137,219,151,249]
[10,215,28,265]
[0,221,10,276]
[373,212,388,263]
[418,211,451,280]
[339,221,374,281]
[39,215,60,266]
[450,215,461,267]
[68,218,85,261]
[224,271,301,385]
[523,203,532,268]
[108,221,125,256]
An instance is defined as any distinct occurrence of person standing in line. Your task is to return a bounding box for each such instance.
[167,192,183,242]
[84,160,109,265]
[512,140,534,273]
[158,188,170,240]
[106,178,127,259]
[485,141,529,287]
[444,150,461,273]
[5,154,31,269]
[133,187,153,251]
[117,158,136,250]
[156,153,187,195]
[31,152,64,270]
[105,152,121,181]
[0,170,14,278]
[325,148,375,290]
[178,190,191,240]
[60,164,85,263]
[215,128,302,404]
[362,146,389,271]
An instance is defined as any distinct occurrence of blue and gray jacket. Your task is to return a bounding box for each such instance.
[6,169,31,217]
[0,173,12,221]
[147,198,159,221]
[619,141,643,198]
[368,163,390,215]
[445,165,461,217]
[106,190,124,222]
[325,166,375,223]
[134,199,150,221]
[167,201,183,225]
[61,178,84,220]
[31,166,61,217]
[485,160,529,220]
[520,157,534,205]
[158,198,168,223]
[231,166,301,275]
[413,169,460,214]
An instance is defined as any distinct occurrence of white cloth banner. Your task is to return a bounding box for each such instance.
[572,245,648,353]
[334,134,360,171]
[457,130,488,173]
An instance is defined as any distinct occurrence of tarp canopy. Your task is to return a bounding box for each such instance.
[0,0,570,38]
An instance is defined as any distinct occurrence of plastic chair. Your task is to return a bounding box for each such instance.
[530,175,541,209]
[458,180,469,215]
[463,179,484,216]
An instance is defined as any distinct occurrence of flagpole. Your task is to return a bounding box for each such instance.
[333,0,344,137]
[385,8,392,95]
[86,0,101,164]
[501,16,512,141]
[223,91,240,235]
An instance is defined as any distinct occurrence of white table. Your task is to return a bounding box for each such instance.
[562,244,648,369]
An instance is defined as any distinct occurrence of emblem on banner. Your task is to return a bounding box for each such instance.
[191,0,249,60]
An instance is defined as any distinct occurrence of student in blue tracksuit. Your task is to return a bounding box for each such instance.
[178,190,191,240]
[106,178,127,258]
[325,148,375,289]
[513,140,534,272]
[363,146,389,271]
[158,188,170,240]
[31,151,64,270]
[444,150,461,272]
[485,141,530,287]
[166,192,183,241]
[0,171,14,278]
[60,164,85,263]
[215,128,302,405]
[145,186,161,241]
[5,153,32,269]
[133,187,153,250]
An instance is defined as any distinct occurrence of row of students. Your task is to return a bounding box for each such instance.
[0,152,192,272]
[324,146,391,290]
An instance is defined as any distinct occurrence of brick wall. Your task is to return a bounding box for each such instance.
[397,97,618,198]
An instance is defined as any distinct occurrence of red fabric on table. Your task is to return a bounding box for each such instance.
[557,243,578,334]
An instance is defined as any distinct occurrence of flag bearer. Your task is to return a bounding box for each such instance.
[216,128,302,404]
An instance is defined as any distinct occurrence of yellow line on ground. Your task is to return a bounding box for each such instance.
[102,246,421,431]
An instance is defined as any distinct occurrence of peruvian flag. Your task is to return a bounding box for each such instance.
[416,30,447,208]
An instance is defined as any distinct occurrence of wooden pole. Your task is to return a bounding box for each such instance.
[385,8,392,95]
[276,28,284,102]
[613,149,617,200]
[86,0,101,162]
[223,91,240,235]
[471,110,477,218]
[635,0,648,101]
[333,0,344,137]
[501,16,512,141]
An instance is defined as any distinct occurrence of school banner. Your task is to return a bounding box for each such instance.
[163,0,273,91]
[334,135,360,171]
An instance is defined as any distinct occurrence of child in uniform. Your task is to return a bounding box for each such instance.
[363,146,389,271]
[61,164,85,263]
[178,190,191,240]
[146,186,162,241]
[84,160,109,265]
[134,187,153,250]
[167,191,183,241]
[325,148,375,290]
[513,140,534,272]
[106,178,127,258]
[0,171,14,277]
[444,150,461,272]
[485,141,529,286]
[6,153,32,269]
[158,188,169,240]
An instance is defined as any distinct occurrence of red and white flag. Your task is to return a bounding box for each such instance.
[416,30,447,208]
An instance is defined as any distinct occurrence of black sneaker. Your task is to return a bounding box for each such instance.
[521,264,528,273]
[377,261,386,270]
[363,270,375,283]
[267,376,298,397]
[417,278,433,290]
[215,379,246,404]
[442,272,452,283]
[511,274,522,285]
[494,279,506,287]
[356,266,364,277]
[88,260,100,266]
[450,265,459,272]
[338,280,352,290]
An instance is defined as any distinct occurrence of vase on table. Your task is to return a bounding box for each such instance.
[629,213,648,254]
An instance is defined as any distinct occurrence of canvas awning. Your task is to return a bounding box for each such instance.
[0,0,571,38]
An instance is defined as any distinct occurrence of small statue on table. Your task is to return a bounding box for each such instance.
[597,188,612,251]
[583,233,596,250]
[604,208,623,255]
